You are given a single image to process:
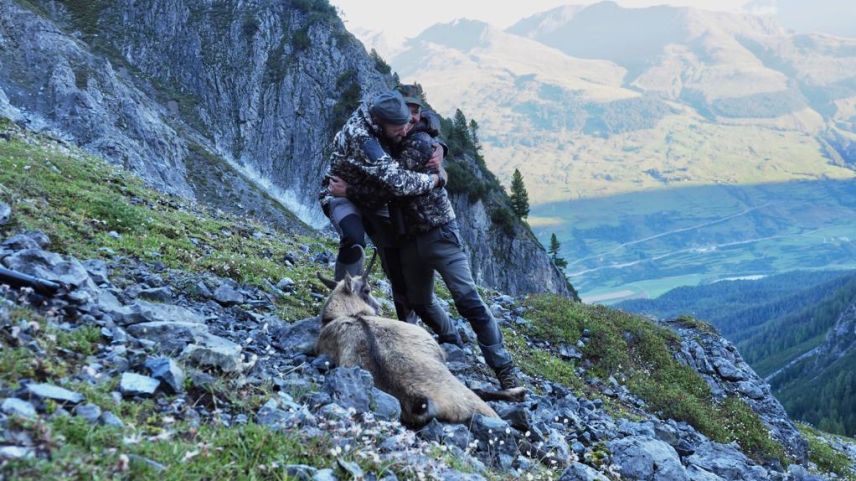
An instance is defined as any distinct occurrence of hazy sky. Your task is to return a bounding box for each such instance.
[329,0,750,44]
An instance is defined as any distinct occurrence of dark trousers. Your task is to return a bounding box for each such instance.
[399,220,512,369]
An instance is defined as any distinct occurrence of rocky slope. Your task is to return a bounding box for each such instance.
[1,122,854,480]
[0,0,568,297]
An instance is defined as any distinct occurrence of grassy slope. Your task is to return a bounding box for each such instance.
[0,119,849,478]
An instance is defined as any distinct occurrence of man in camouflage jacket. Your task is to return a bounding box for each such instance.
[319,91,446,282]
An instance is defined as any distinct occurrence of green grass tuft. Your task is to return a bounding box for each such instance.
[521,294,791,465]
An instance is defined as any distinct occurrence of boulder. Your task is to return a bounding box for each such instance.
[25,383,84,404]
[559,463,610,481]
[323,367,373,413]
[144,357,185,393]
[273,317,321,355]
[2,249,95,288]
[82,259,110,285]
[1,398,36,418]
[182,334,246,373]
[607,436,688,481]
[213,280,245,306]
[74,403,103,423]
[1,231,50,251]
[119,372,160,397]
[370,387,401,422]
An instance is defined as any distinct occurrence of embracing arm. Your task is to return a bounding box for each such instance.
[355,138,444,197]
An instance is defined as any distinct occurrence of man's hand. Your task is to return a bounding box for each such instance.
[436,164,448,188]
[426,143,444,172]
[328,176,349,198]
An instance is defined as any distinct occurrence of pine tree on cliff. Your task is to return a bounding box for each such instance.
[548,233,568,269]
[509,169,529,219]
[469,119,482,153]
[453,109,471,145]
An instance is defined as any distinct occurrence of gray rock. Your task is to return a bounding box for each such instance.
[559,344,583,360]
[138,286,173,302]
[608,436,688,481]
[712,358,746,381]
[442,343,468,363]
[0,201,11,226]
[273,317,321,355]
[25,383,84,404]
[323,367,373,413]
[255,398,315,430]
[559,462,609,481]
[182,334,246,373]
[685,442,763,481]
[119,372,160,397]
[370,387,401,421]
[194,281,213,299]
[74,403,102,423]
[144,357,185,393]
[2,249,95,288]
[213,280,245,306]
[285,464,317,481]
[337,459,364,479]
[82,259,110,285]
[119,300,205,327]
[312,468,338,481]
[1,231,50,251]
[101,411,125,428]
[0,446,35,460]
[1,398,36,418]
[276,277,295,291]
[126,321,209,354]
[686,466,725,481]
[499,404,532,432]
[471,414,516,456]
[736,381,765,400]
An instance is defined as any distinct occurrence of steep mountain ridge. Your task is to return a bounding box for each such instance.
[0,0,569,296]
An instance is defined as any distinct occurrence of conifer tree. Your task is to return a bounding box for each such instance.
[548,233,568,269]
[453,109,471,145]
[509,169,529,219]
[469,119,482,152]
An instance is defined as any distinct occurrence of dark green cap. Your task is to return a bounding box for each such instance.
[395,84,424,108]
[369,91,411,126]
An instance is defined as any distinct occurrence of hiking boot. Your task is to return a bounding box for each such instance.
[493,364,521,391]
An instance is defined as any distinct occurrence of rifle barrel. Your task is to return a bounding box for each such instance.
[0,266,61,295]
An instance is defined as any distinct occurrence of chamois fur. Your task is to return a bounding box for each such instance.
[316,273,499,427]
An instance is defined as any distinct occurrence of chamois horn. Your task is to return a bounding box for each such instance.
[363,247,378,281]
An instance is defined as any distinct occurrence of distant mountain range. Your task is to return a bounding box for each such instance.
[362,1,856,205]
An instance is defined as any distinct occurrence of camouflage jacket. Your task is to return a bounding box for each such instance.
[347,116,456,235]
[319,103,437,212]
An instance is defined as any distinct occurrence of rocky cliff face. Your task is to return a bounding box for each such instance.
[671,319,809,463]
[0,0,571,297]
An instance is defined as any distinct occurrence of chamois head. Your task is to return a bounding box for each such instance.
[317,272,381,324]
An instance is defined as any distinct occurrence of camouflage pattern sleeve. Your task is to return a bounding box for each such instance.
[346,180,390,211]
[355,137,437,197]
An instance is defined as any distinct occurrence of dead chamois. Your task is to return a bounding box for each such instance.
[315,271,503,427]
